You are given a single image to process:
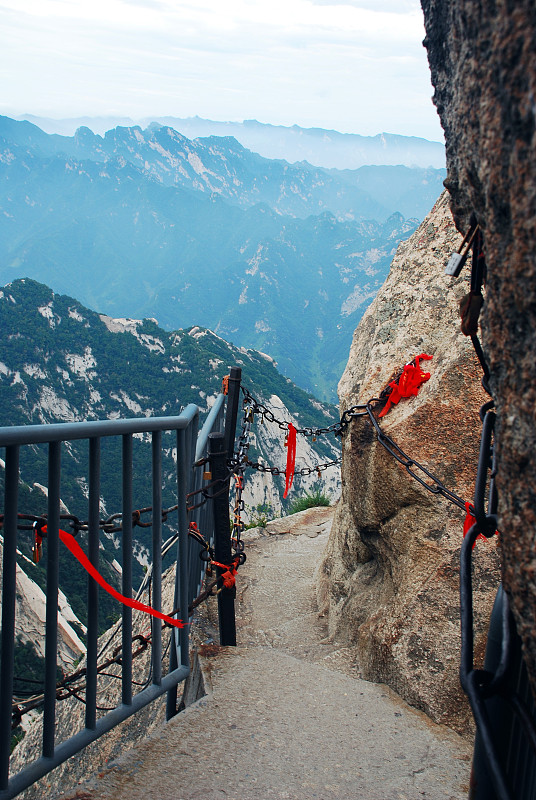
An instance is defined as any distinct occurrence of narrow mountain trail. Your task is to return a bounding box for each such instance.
[65,507,471,800]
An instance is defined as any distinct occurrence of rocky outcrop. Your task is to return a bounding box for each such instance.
[317,191,500,735]
[420,1,536,693]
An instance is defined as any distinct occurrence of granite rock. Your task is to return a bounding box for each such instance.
[317,192,500,735]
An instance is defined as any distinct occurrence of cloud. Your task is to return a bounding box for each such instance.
[0,0,442,140]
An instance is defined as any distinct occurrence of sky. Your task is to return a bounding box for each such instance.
[0,0,443,142]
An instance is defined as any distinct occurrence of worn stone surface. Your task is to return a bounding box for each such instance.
[317,192,500,735]
[262,504,335,537]
[420,0,536,692]
[57,515,472,800]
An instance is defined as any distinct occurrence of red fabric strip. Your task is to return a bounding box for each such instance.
[462,502,487,549]
[43,526,186,629]
[283,423,297,499]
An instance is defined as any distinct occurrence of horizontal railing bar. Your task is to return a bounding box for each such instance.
[0,404,200,447]
[0,665,189,800]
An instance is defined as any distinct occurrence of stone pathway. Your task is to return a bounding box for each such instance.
[62,507,472,800]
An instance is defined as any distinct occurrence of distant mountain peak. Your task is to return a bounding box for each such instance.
[15,114,445,170]
[0,116,444,401]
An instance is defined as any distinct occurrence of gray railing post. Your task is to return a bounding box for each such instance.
[0,446,19,790]
[223,367,242,460]
[85,437,100,731]
[43,441,61,758]
[209,432,236,646]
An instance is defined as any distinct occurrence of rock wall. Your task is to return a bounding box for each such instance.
[317,191,500,735]
[420,1,536,692]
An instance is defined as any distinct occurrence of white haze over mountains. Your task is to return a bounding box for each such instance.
[1,0,443,142]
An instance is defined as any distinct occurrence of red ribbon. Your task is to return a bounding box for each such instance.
[43,526,186,629]
[462,503,496,549]
[283,423,297,499]
[379,354,433,418]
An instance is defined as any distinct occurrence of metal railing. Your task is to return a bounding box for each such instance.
[0,397,227,800]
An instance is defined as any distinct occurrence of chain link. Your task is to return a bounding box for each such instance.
[12,631,156,727]
[240,388,373,438]
[247,458,341,476]
[364,404,467,511]
[1,506,182,537]
[241,381,468,513]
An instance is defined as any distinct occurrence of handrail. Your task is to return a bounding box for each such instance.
[0,395,230,800]
[196,394,225,462]
[0,403,200,447]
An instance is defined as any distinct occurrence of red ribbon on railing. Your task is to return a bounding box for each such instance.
[283,422,297,498]
[42,526,187,629]
[211,558,240,589]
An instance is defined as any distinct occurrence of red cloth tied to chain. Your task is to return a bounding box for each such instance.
[212,558,239,589]
[378,354,433,418]
[463,503,485,549]
[462,502,498,549]
[283,422,297,498]
[43,526,187,628]
[33,526,44,563]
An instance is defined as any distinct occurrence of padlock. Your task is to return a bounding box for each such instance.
[445,223,478,277]
[445,252,465,277]
[203,470,212,481]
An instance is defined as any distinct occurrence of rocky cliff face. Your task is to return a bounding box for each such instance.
[318,191,500,735]
[0,541,85,670]
[420,1,536,692]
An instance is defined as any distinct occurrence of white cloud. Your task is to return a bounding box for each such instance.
[0,0,442,140]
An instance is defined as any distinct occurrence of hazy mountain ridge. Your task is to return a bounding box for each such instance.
[0,277,341,506]
[1,116,445,222]
[18,114,446,170]
[0,117,421,401]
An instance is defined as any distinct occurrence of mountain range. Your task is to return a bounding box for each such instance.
[0,117,443,401]
[18,114,446,170]
[0,277,341,518]
[0,277,342,674]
